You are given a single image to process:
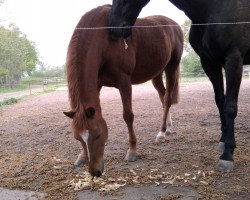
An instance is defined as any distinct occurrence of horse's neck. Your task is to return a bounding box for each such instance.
[79,57,101,109]
[169,0,213,22]
[70,45,103,110]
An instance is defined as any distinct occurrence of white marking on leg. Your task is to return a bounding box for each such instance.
[155,131,166,143]
[81,130,90,162]
[74,153,84,166]
[157,131,166,138]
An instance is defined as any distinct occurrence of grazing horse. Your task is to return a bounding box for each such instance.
[108,0,250,172]
[64,5,183,177]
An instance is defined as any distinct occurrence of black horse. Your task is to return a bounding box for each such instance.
[108,0,250,172]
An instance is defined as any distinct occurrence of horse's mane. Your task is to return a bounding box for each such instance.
[66,5,111,110]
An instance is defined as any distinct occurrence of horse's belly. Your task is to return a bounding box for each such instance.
[130,65,165,84]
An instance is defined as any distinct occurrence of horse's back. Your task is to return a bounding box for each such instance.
[135,15,182,38]
[134,15,183,53]
[128,15,183,84]
[190,0,250,63]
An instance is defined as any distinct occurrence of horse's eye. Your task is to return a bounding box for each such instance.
[85,107,95,118]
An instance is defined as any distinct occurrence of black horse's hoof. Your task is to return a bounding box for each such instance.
[216,159,234,172]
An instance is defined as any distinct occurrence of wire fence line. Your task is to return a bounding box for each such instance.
[0,21,250,33]
[75,21,250,30]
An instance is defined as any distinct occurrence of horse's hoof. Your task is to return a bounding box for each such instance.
[125,149,138,162]
[216,142,225,152]
[155,131,166,143]
[74,153,88,166]
[216,159,234,172]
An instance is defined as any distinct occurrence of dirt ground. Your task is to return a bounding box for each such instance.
[0,80,249,200]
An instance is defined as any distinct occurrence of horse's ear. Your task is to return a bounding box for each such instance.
[85,107,95,118]
[63,111,75,119]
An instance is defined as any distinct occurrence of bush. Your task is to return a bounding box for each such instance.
[181,51,204,76]
[0,98,18,107]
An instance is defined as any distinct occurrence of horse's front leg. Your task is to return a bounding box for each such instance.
[217,48,243,172]
[119,79,138,162]
[74,134,89,166]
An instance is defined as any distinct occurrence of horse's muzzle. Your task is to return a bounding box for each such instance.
[90,160,104,177]
[109,28,119,41]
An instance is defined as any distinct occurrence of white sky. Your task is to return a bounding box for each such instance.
[0,0,187,67]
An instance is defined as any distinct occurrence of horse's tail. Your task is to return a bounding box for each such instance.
[165,59,180,105]
[171,65,179,105]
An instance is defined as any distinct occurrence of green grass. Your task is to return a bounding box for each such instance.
[0,98,19,107]
[0,85,29,93]
[180,76,209,83]
[0,85,58,108]
[21,77,45,85]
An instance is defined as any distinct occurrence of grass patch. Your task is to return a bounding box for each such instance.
[0,85,58,108]
[0,98,19,107]
[180,76,209,83]
[0,85,29,93]
[43,85,58,93]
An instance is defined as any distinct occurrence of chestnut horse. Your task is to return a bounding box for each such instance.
[64,5,183,177]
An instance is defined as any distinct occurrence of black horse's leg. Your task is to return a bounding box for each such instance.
[200,58,226,148]
[217,48,243,172]
[118,78,138,162]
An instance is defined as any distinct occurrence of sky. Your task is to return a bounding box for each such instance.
[0,0,187,67]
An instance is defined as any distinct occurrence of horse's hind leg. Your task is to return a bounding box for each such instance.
[119,79,138,162]
[152,73,165,104]
[152,74,173,143]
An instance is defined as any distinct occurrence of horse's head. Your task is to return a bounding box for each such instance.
[109,0,150,40]
[64,106,108,177]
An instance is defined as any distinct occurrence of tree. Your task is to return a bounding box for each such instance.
[181,20,203,76]
[181,19,193,53]
[32,65,66,78]
[0,24,38,87]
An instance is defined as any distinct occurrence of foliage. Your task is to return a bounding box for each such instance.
[32,64,66,78]
[181,51,204,76]
[181,19,193,53]
[181,20,203,76]
[0,98,18,107]
[0,24,38,87]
